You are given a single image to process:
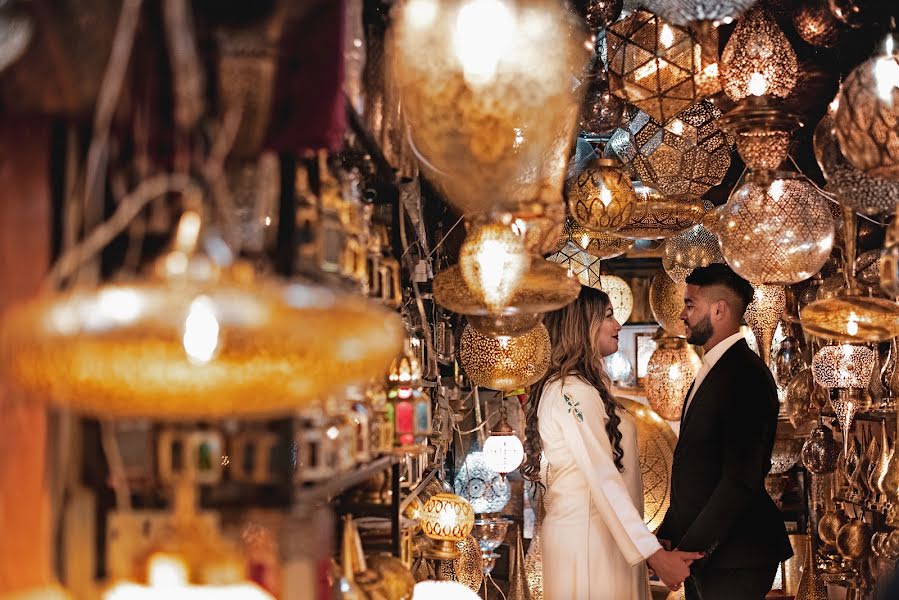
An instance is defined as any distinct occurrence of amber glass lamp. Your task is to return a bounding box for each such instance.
[649,270,687,337]
[0,211,404,419]
[645,333,702,420]
[567,157,639,234]
[388,0,587,214]
[420,492,476,560]
[833,32,899,180]
[717,172,834,285]
[459,221,530,313]
[606,10,720,124]
[459,324,551,392]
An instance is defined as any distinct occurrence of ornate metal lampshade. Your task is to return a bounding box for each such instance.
[801,424,839,474]
[433,260,579,323]
[745,284,786,367]
[455,451,511,514]
[459,221,530,313]
[801,293,899,343]
[833,33,899,180]
[812,344,875,450]
[388,0,587,214]
[564,217,634,259]
[459,324,551,392]
[814,107,899,216]
[600,274,634,324]
[0,216,404,419]
[573,0,623,30]
[770,438,804,475]
[420,492,476,560]
[567,157,639,233]
[785,369,828,432]
[649,270,687,337]
[637,0,755,27]
[612,184,705,240]
[606,101,732,199]
[606,10,720,124]
[792,0,846,48]
[718,172,834,285]
[437,535,484,592]
[720,6,798,101]
[506,199,567,256]
[579,59,626,137]
[547,242,603,288]
[717,96,803,171]
[645,334,702,420]
[661,214,724,283]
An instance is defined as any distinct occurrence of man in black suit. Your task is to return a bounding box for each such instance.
[656,264,793,600]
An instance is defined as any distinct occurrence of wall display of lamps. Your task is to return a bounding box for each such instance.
[812,343,876,454]
[387,340,431,447]
[482,399,525,477]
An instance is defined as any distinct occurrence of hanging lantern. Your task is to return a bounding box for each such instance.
[459,221,530,313]
[720,7,798,102]
[508,200,567,256]
[662,214,724,283]
[770,438,804,475]
[801,293,899,343]
[600,274,633,324]
[0,211,404,419]
[420,492,476,560]
[388,340,423,400]
[645,333,702,420]
[793,533,828,600]
[784,369,827,432]
[606,101,732,198]
[773,336,807,389]
[745,284,786,367]
[547,242,603,288]
[459,324,551,391]
[814,103,899,216]
[566,157,639,233]
[812,343,875,452]
[612,184,706,240]
[605,350,635,385]
[389,390,432,448]
[572,0,623,30]
[649,270,687,337]
[801,424,839,474]
[793,0,847,48]
[717,96,803,172]
[636,0,754,27]
[437,535,484,592]
[718,172,834,285]
[833,32,899,180]
[579,59,626,137]
[606,10,720,124]
[388,0,588,215]
[455,451,511,514]
[482,400,525,477]
[565,217,634,259]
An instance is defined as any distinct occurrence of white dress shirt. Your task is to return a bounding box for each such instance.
[683,331,745,417]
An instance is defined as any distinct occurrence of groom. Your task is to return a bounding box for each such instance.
[656,264,793,599]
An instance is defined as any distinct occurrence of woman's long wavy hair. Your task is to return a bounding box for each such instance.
[521,286,625,482]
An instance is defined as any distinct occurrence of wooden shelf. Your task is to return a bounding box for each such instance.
[293,455,400,504]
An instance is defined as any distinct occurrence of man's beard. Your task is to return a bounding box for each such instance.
[686,314,713,346]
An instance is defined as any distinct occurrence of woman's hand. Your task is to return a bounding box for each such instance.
[647,548,705,591]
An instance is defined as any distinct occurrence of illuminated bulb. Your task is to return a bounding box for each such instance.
[483,430,525,476]
[847,314,859,337]
[874,55,899,103]
[420,493,476,559]
[600,186,613,207]
[459,222,530,313]
[453,0,515,86]
[659,23,674,48]
[407,0,439,27]
[748,72,768,96]
[183,296,219,364]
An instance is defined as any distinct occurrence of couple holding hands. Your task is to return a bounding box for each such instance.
[523,264,793,600]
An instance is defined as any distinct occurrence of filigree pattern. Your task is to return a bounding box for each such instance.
[455,451,511,514]
[459,324,551,392]
[547,242,602,288]
[420,492,475,541]
[567,159,638,233]
[720,6,798,100]
[662,217,724,283]
[645,338,701,421]
[638,0,756,27]
[649,271,687,337]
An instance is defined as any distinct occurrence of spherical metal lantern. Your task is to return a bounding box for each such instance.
[567,157,639,233]
[836,519,872,560]
[606,101,732,198]
[745,284,786,367]
[601,274,634,324]
[467,313,543,338]
[579,61,626,137]
[649,271,687,337]
[565,218,634,259]
[718,172,835,285]
[606,10,721,124]
[438,535,484,592]
[638,0,755,27]
[459,222,530,313]
[420,492,476,559]
[720,6,798,101]
[508,200,567,256]
[662,218,724,283]
[455,451,511,514]
[459,324,551,392]
[388,0,588,215]
[645,335,702,420]
[785,369,827,432]
[814,109,899,215]
[792,0,846,48]
[833,35,899,180]
[817,509,847,547]
[812,344,875,390]
[801,425,839,474]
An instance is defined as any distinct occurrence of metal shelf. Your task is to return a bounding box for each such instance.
[293,455,400,504]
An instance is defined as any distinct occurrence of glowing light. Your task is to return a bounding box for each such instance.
[600,186,613,207]
[748,72,769,96]
[483,433,524,475]
[453,0,515,86]
[847,314,859,337]
[459,222,529,313]
[659,24,675,48]
[407,0,439,28]
[873,56,899,104]
[183,296,220,364]
[97,289,142,324]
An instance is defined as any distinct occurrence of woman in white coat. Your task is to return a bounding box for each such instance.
[523,286,700,599]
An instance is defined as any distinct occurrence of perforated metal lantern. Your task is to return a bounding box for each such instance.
[606,101,732,198]
[564,217,634,259]
[606,10,720,124]
[814,103,899,216]
[720,6,798,101]
[833,32,899,180]
[637,0,755,27]
[718,172,834,285]
[793,0,846,48]
[645,334,702,420]
[420,492,476,560]
[649,270,687,337]
[745,284,786,367]
[455,450,511,514]
[613,185,705,240]
[547,242,603,288]
[600,274,634,324]
[662,215,724,283]
[801,292,899,343]
[459,324,551,392]
[459,221,530,313]
[567,157,639,233]
[388,0,588,214]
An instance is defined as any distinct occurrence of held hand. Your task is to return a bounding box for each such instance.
[647,549,704,591]
[657,538,672,551]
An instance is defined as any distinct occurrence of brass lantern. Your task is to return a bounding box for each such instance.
[645,333,702,421]
[833,32,899,180]
[459,221,530,313]
[459,324,551,392]
[605,10,720,124]
[547,242,603,289]
[564,217,634,259]
[600,274,634,324]
[387,0,588,214]
[638,0,755,27]
[612,184,706,240]
[420,492,476,560]
[662,213,724,283]
[812,343,875,452]
[567,157,639,233]
[649,270,687,338]
[745,284,786,367]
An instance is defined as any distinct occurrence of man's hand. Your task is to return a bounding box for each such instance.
[658,538,672,551]
[647,549,704,591]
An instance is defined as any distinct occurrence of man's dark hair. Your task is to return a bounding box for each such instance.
[685,263,755,314]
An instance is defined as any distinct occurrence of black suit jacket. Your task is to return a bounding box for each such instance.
[657,339,793,570]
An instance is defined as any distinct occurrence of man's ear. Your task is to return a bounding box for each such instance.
[713,298,729,322]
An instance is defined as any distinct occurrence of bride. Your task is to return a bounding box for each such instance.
[522,286,700,599]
